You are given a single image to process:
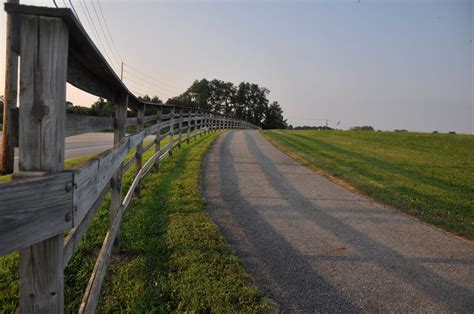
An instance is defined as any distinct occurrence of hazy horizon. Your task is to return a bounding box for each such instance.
[0,0,472,133]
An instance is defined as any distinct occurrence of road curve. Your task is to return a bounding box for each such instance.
[202,130,474,313]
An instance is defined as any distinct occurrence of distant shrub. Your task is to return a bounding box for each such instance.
[293,125,334,130]
[432,131,438,134]
[394,129,408,132]
[350,125,374,131]
[449,131,456,134]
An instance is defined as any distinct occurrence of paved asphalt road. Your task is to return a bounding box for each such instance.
[0,133,151,170]
[203,130,474,313]
[62,133,114,159]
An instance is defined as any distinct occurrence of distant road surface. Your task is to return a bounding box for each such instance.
[62,133,114,159]
[0,133,115,170]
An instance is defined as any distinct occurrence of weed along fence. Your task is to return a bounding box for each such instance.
[0,3,258,313]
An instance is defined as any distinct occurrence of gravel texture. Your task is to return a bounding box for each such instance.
[202,130,474,313]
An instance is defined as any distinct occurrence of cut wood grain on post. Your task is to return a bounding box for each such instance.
[18,14,69,313]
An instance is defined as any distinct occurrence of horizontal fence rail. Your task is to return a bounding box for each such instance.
[0,3,259,313]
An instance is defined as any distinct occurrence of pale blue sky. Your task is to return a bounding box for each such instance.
[1,0,472,132]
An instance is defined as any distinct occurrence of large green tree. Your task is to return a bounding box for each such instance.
[263,101,287,129]
[90,98,115,117]
[138,95,162,115]
[167,79,286,129]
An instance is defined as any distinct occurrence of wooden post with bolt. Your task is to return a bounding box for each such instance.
[18,14,69,312]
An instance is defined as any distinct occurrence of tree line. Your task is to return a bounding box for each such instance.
[65,79,287,129]
[167,79,287,129]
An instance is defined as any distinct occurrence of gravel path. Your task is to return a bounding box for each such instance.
[202,130,474,313]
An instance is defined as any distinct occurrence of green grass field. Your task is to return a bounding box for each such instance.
[262,130,473,240]
[0,132,270,312]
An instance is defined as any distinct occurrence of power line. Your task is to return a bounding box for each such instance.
[61,0,80,23]
[78,0,116,72]
[123,70,181,96]
[90,0,121,68]
[123,62,182,91]
[96,0,123,62]
[76,0,101,47]
[122,80,154,98]
[123,77,177,102]
[123,70,180,94]
[123,75,173,98]
[69,1,81,23]
[57,0,179,101]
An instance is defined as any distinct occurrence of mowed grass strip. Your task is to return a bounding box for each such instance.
[1,132,271,312]
[97,131,271,312]
[262,130,474,239]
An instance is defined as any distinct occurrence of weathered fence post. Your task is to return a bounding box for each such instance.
[110,94,127,248]
[18,15,69,313]
[208,114,212,133]
[155,105,162,169]
[186,110,191,144]
[178,108,183,148]
[169,106,175,156]
[1,0,19,175]
[135,103,145,194]
[195,110,199,137]
[198,111,203,137]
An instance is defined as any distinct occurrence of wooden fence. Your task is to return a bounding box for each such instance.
[0,3,258,313]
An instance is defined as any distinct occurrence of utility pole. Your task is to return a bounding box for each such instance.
[1,0,20,174]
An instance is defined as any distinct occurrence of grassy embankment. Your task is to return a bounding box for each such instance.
[263,130,473,240]
[0,131,271,312]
